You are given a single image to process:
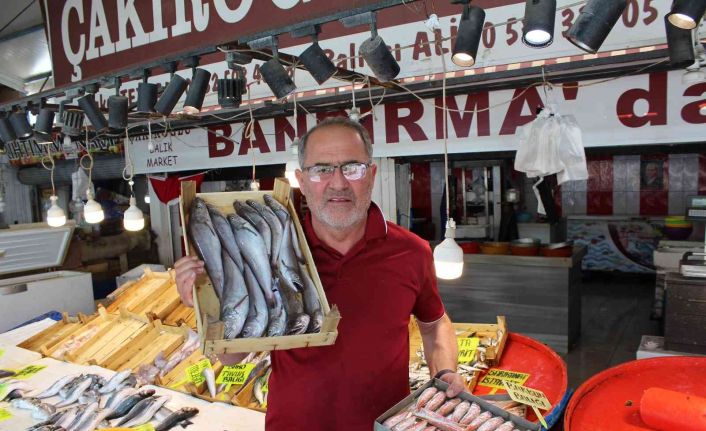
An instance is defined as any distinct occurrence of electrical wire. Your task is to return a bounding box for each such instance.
[437,30,450,221]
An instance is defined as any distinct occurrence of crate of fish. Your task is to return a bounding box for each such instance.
[179,178,341,356]
[376,378,541,431]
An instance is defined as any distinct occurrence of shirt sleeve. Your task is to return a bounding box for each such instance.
[412,242,446,323]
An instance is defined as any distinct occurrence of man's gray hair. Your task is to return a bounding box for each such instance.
[298,117,373,167]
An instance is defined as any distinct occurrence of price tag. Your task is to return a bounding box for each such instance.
[457,337,480,363]
[0,348,4,359]
[13,365,46,380]
[478,369,530,390]
[502,380,551,428]
[261,377,269,394]
[0,384,8,402]
[217,364,255,386]
[185,359,211,385]
[0,408,11,423]
[131,423,155,431]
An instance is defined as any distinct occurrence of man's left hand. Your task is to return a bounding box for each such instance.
[439,372,467,397]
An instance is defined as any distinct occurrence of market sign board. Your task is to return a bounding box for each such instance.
[42,0,677,93]
[119,70,705,175]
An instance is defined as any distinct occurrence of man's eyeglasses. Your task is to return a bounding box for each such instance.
[301,162,370,182]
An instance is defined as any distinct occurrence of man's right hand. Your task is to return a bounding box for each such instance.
[174,255,205,307]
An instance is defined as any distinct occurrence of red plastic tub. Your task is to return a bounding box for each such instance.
[473,333,568,423]
[564,357,706,430]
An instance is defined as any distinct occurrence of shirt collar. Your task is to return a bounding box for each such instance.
[304,201,388,251]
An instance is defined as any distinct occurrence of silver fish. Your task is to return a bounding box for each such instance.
[189,197,225,300]
[1,380,33,401]
[30,374,79,399]
[57,375,85,399]
[221,250,249,339]
[289,219,306,264]
[53,406,81,429]
[120,395,171,428]
[98,369,132,394]
[104,387,138,411]
[247,199,285,266]
[277,262,310,335]
[202,367,216,398]
[154,406,199,431]
[240,263,268,338]
[299,262,323,333]
[264,194,290,225]
[278,220,303,291]
[73,409,110,431]
[10,398,56,420]
[105,388,155,420]
[55,377,92,408]
[207,205,244,271]
[227,213,273,306]
[78,389,99,405]
[266,278,288,337]
[64,401,97,430]
[234,200,272,257]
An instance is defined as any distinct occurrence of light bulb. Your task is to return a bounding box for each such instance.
[250,180,260,191]
[433,220,464,280]
[700,103,706,116]
[47,195,67,227]
[84,196,104,224]
[144,195,151,204]
[123,197,145,231]
[285,160,300,188]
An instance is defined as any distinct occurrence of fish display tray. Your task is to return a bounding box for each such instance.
[179,178,341,356]
[18,313,88,353]
[375,378,540,431]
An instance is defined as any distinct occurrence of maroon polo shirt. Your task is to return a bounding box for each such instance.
[266,203,445,431]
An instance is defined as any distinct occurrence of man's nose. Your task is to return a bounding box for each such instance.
[327,166,350,189]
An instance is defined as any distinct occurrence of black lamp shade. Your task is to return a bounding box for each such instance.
[35,108,55,136]
[62,109,84,136]
[78,94,109,132]
[0,116,16,142]
[183,68,212,114]
[154,74,188,116]
[108,95,129,130]
[218,78,245,108]
[668,0,706,30]
[260,59,296,99]
[299,42,337,84]
[360,35,400,82]
[522,0,557,48]
[452,5,486,67]
[566,0,627,54]
[137,82,159,113]
[665,15,696,68]
[10,112,33,138]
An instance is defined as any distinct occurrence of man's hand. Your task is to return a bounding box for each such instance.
[439,371,467,398]
[174,255,205,307]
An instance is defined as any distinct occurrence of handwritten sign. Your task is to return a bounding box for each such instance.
[502,380,551,428]
[457,337,480,363]
[478,369,530,390]
[0,408,11,423]
[185,359,211,385]
[217,364,255,386]
[131,423,155,431]
[13,365,46,380]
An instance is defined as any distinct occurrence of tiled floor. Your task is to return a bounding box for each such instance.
[563,272,661,390]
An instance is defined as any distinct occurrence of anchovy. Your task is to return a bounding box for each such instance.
[227,213,274,306]
[246,199,284,266]
[31,374,79,399]
[234,200,272,258]
[54,377,92,408]
[207,205,244,271]
[221,250,249,339]
[119,395,171,428]
[105,388,155,420]
[10,398,56,420]
[240,263,268,338]
[299,262,323,333]
[264,194,290,225]
[189,197,225,300]
[277,261,310,335]
[266,278,288,337]
[154,406,199,431]
[98,369,132,394]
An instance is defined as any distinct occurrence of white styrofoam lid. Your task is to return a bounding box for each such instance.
[0,221,75,276]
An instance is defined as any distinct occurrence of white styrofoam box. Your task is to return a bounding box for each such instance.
[636,335,705,360]
[0,271,94,332]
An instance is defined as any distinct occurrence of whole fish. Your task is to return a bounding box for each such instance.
[1,380,33,401]
[278,219,303,281]
[264,194,289,225]
[221,250,249,339]
[299,262,323,333]
[188,197,225,300]
[234,200,272,257]
[435,398,462,416]
[54,377,92,408]
[159,330,200,378]
[266,278,288,337]
[476,416,506,431]
[202,367,216,398]
[120,395,170,428]
[227,213,273,305]
[52,406,81,429]
[288,218,306,263]
[468,411,493,429]
[416,387,438,409]
[277,261,310,335]
[10,398,56,420]
[78,389,99,405]
[86,374,107,391]
[73,409,110,431]
[450,400,471,422]
[64,401,98,430]
[253,371,269,407]
[459,402,482,425]
[240,263,268,338]
[105,388,155,420]
[104,386,138,410]
[207,205,244,271]
[392,416,417,430]
[154,406,199,431]
[246,199,284,266]
[494,421,516,431]
[31,374,79,399]
[98,369,132,394]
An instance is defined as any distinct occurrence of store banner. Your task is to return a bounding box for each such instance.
[125,70,705,175]
[44,0,676,94]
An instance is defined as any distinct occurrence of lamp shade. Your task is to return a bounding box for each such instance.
[183,68,212,114]
[154,74,188,116]
[360,35,400,82]
[137,82,159,113]
[78,95,109,132]
[668,0,706,30]
[665,15,696,68]
[35,108,55,141]
[299,42,337,84]
[260,59,296,99]
[0,116,17,142]
[566,0,627,54]
[522,0,557,48]
[62,109,84,136]
[108,95,129,130]
[10,112,33,138]
[452,5,486,67]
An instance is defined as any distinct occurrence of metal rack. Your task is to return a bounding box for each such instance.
[451,160,502,240]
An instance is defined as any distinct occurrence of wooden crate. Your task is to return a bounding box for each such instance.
[43,307,117,361]
[101,320,189,371]
[106,268,181,320]
[18,313,87,353]
[180,178,340,356]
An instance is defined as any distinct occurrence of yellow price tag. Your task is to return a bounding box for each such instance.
[185,358,211,385]
[132,423,155,431]
[262,378,269,394]
[0,383,9,401]
[13,365,46,380]
[478,369,530,390]
[457,337,480,363]
[217,363,255,386]
[0,348,4,359]
[0,408,11,423]
[502,380,551,428]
